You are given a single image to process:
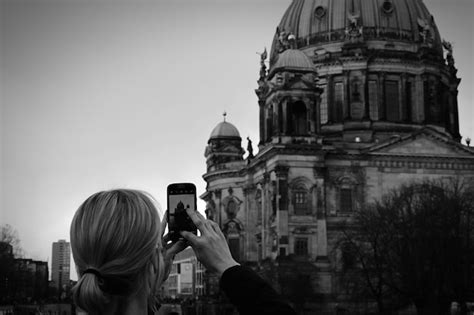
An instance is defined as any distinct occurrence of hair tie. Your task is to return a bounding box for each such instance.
[84,268,103,280]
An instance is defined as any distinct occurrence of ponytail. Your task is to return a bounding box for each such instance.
[72,272,109,313]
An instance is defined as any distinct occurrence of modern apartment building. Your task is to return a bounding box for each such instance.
[162,246,205,299]
[51,239,70,294]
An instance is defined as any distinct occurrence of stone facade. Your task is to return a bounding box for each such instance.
[201,0,474,313]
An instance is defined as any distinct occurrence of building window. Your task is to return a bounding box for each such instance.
[289,101,308,135]
[369,80,379,121]
[314,6,327,19]
[334,82,344,122]
[294,189,309,215]
[385,80,400,121]
[295,237,308,256]
[320,85,328,124]
[340,188,353,212]
[404,81,412,122]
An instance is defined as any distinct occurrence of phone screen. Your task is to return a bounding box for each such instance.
[167,183,197,242]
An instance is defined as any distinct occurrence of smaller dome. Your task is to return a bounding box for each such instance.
[209,121,241,140]
[270,49,315,76]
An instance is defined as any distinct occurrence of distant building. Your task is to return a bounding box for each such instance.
[162,247,204,299]
[0,242,14,303]
[1,241,49,304]
[10,259,49,303]
[51,240,70,295]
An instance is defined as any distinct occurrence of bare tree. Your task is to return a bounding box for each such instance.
[0,224,23,304]
[338,178,474,315]
[1,224,24,258]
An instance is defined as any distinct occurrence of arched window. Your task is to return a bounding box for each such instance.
[333,82,344,122]
[289,101,308,135]
[293,187,309,215]
[340,188,353,213]
[337,177,357,214]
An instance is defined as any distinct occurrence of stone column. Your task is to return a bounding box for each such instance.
[259,100,265,147]
[414,74,424,123]
[343,70,351,120]
[363,70,370,119]
[400,73,407,122]
[261,173,270,259]
[243,185,255,262]
[327,74,334,123]
[275,166,289,258]
[214,190,222,228]
[379,72,386,120]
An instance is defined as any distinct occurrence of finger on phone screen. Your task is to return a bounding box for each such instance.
[180,231,199,246]
[185,207,209,234]
[195,210,207,221]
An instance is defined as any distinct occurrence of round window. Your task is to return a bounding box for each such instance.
[382,1,394,14]
[314,6,326,19]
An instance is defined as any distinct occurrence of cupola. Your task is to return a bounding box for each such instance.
[205,114,245,171]
[269,49,316,79]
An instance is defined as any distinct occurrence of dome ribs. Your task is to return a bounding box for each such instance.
[332,0,345,32]
[269,0,443,61]
[299,0,314,40]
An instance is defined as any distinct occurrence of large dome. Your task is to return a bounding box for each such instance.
[258,0,460,145]
[270,0,443,62]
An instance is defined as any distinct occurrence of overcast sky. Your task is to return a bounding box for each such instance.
[1,0,473,280]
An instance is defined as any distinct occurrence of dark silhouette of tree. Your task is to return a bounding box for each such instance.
[1,224,24,258]
[0,224,24,304]
[338,178,474,315]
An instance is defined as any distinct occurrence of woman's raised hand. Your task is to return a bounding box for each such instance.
[180,208,239,277]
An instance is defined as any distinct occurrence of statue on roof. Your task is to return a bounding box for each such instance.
[345,11,363,41]
[257,48,267,80]
[442,39,457,74]
[276,27,294,53]
[247,137,254,159]
[418,18,433,46]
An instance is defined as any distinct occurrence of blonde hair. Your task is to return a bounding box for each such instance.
[70,189,165,314]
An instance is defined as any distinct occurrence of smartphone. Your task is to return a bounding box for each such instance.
[167,183,197,242]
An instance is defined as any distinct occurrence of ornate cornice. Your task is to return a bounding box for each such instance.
[367,158,474,170]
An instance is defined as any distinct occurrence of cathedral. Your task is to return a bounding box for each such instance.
[201,0,474,312]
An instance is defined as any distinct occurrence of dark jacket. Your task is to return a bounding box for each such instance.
[220,265,297,315]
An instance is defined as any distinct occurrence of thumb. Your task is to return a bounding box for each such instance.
[180,231,198,246]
